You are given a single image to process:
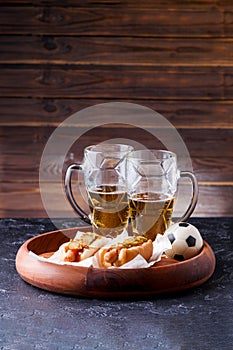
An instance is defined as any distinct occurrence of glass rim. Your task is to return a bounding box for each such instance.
[127,149,177,161]
[85,143,134,154]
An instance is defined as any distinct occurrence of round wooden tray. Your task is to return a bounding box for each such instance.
[16,226,216,299]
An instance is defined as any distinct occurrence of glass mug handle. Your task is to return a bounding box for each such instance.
[178,171,199,222]
[64,163,91,224]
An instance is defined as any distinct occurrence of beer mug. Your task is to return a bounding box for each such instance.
[65,144,133,237]
[126,149,198,240]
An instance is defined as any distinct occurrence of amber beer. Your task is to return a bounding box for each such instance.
[129,192,175,240]
[87,185,130,236]
[64,144,134,236]
[126,150,199,240]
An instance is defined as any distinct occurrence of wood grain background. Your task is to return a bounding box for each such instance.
[0,0,232,218]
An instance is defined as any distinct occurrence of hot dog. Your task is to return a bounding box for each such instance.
[58,231,109,262]
[97,236,153,268]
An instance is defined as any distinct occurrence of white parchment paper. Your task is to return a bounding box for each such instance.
[29,230,172,269]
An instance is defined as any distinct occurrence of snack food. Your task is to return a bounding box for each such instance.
[58,231,108,262]
[97,236,153,268]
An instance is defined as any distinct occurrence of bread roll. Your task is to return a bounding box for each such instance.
[58,231,108,262]
[98,236,153,268]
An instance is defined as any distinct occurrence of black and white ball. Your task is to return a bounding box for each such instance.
[165,222,203,261]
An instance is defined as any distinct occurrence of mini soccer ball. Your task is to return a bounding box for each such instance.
[165,222,203,261]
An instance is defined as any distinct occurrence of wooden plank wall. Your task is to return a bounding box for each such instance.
[0,0,232,218]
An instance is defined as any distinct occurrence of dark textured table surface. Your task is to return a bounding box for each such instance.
[0,218,232,350]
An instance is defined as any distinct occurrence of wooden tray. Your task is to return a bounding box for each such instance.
[16,226,216,299]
